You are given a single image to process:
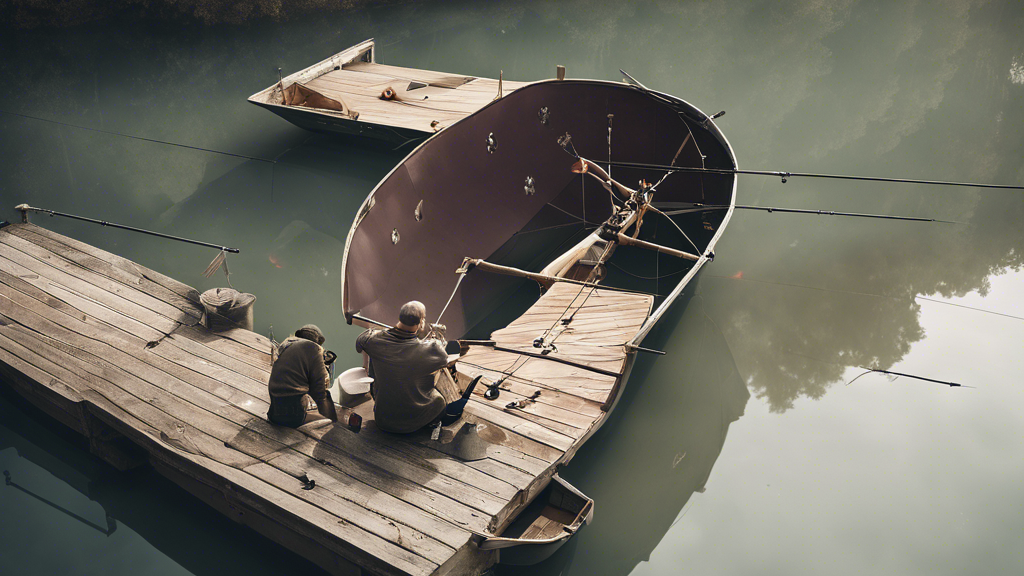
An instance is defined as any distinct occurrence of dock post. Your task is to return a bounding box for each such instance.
[14,203,31,223]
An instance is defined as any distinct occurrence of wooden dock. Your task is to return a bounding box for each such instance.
[0,222,652,576]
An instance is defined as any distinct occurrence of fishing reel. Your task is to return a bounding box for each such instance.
[532,336,557,355]
[323,350,338,368]
[484,378,504,400]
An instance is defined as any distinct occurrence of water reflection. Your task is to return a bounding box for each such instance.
[0,390,323,576]
[499,285,750,576]
[1,1,1021,575]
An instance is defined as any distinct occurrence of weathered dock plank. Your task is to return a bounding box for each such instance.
[0,223,654,576]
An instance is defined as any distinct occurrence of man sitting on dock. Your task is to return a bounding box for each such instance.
[267,325,339,427]
[356,301,457,434]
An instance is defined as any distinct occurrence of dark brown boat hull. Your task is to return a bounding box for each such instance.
[342,79,736,339]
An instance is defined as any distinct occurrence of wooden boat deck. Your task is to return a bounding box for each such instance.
[249,39,528,137]
[303,62,527,133]
[0,222,651,576]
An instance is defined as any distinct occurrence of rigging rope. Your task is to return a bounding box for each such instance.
[427,270,467,340]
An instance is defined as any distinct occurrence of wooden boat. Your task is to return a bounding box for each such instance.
[341,74,737,563]
[248,39,527,145]
[477,474,593,565]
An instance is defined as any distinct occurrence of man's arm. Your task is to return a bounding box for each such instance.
[306,345,338,422]
[355,329,378,354]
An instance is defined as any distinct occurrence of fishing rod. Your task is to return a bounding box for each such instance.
[847,367,970,388]
[658,203,960,224]
[557,131,1021,190]
[784,349,970,388]
[346,312,390,329]
[14,204,240,253]
[591,158,1024,190]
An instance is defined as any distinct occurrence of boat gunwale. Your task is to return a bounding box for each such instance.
[247,37,376,105]
[245,38,426,137]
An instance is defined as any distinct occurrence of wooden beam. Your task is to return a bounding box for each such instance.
[614,233,700,261]
[459,258,652,295]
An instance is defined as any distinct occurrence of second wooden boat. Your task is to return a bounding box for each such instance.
[248,39,527,145]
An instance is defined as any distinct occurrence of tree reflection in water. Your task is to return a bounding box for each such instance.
[499,286,750,576]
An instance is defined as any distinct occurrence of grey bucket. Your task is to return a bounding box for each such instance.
[200,288,256,332]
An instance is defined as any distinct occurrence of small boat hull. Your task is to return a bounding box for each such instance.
[250,99,429,145]
[480,474,594,566]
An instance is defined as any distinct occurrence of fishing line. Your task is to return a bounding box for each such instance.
[654,218,660,296]
[680,115,707,201]
[706,274,1024,322]
[431,271,467,332]
[542,201,604,228]
[660,203,960,224]
[608,260,687,281]
[0,109,278,164]
[591,158,1024,191]
[648,206,702,254]
[914,296,1024,322]
[582,163,587,224]
[510,221,598,237]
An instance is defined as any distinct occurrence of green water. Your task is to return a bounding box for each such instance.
[1,1,1022,575]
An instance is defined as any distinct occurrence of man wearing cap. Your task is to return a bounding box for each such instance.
[356,301,453,434]
[267,324,338,427]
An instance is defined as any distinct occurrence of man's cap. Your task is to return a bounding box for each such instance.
[295,324,325,345]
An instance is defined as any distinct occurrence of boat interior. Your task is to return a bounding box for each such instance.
[248,39,528,134]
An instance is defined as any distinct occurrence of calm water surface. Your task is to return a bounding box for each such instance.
[1,1,1022,575]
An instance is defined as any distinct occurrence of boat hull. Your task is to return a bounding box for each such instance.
[251,100,428,145]
[480,474,594,566]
